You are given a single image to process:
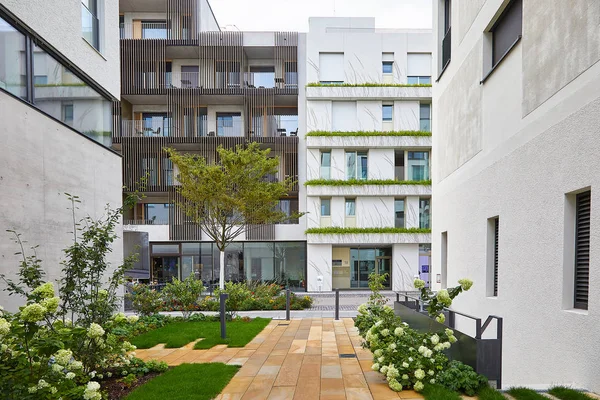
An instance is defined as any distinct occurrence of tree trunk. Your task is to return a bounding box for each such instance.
[219,250,225,290]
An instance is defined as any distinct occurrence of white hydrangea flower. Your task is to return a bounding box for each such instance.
[388,378,403,392]
[378,356,385,363]
[89,371,97,378]
[430,334,440,345]
[374,349,383,357]
[402,362,409,368]
[37,379,50,389]
[54,349,73,366]
[448,335,457,343]
[430,379,436,384]
[87,323,105,339]
[443,342,452,349]
[386,365,399,379]
[371,363,380,371]
[28,387,37,394]
[52,364,64,373]
[436,313,446,324]
[394,327,404,336]
[69,361,83,370]
[127,315,139,324]
[414,369,425,380]
[83,381,102,400]
[380,365,389,375]
[408,357,413,362]
[445,328,454,336]
[388,343,396,350]
[413,279,425,289]
[458,278,473,291]
[424,350,433,358]
[66,372,76,380]
[418,346,426,354]
[402,374,409,380]
[32,282,55,299]
[50,387,57,394]
[0,318,11,335]
[414,381,424,391]
[380,329,390,337]
[428,370,435,376]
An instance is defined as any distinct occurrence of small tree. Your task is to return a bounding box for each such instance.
[166,142,301,289]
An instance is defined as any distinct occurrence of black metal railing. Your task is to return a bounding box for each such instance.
[442,28,452,70]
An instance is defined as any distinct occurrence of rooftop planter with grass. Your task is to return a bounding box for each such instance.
[306,130,431,137]
[306,82,432,87]
[305,227,430,234]
[305,179,431,186]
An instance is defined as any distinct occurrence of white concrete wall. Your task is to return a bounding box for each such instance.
[1,0,120,98]
[0,92,123,311]
[432,0,600,392]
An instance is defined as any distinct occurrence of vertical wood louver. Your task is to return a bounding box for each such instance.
[574,191,591,310]
[493,217,499,297]
[120,40,167,95]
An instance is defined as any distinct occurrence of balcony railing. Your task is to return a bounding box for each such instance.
[119,22,168,39]
[163,72,298,90]
[124,219,169,225]
[121,120,171,137]
[441,28,451,70]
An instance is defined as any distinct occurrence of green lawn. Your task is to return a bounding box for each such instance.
[477,386,507,400]
[421,384,463,400]
[125,363,239,400]
[130,318,271,349]
[549,386,595,400]
[507,387,548,400]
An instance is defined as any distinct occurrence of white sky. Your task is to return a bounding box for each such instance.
[208,0,433,32]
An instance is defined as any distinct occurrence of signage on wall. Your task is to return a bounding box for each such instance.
[436,274,441,283]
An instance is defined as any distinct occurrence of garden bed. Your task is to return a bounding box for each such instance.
[102,371,162,400]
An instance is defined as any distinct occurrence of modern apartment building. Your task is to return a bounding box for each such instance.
[117,0,306,290]
[432,0,600,392]
[0,0,122,310]
[303,18,433,292]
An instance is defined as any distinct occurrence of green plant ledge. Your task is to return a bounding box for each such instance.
[305,227,431,234]
[305,179,431,186]
[306,82,432,88]
[306,130,431,137]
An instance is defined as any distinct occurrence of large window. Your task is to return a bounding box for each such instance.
[382,104,393,122]
[217,112,242,137]
[81,0,100,50]
[320,151,331,179]
[345,198,356,216]
[407,53,432,84]
[574,191,591,310]
[346,151,368,181]
[420,103,431,132]
[319,52,344,84]
[0,14,115,148]
[408,151,430,181]
[0,17,26,99]
[144,204,171,224]
[141,20,168,39]
[491,0,522,67]
[321,198,331,217]
[394,199,405,228]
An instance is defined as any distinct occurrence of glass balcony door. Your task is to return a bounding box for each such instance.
[142,113,170,137]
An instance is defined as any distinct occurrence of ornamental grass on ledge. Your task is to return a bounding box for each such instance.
[304,179,432,186]
[305,227,431,234]
[306,82,432,87]
[305,130,432,137]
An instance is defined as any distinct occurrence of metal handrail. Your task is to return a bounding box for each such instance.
[395,291,502,340]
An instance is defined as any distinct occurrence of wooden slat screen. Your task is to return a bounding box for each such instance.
[575,191,591,310]
[120,40,167,95]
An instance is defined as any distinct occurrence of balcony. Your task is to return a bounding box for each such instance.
[121,120,171,137]
[165,72,298,90]
[120,22,169,40]
[124,219,169,225]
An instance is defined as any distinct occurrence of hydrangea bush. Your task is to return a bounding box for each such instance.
[355,273,471,393]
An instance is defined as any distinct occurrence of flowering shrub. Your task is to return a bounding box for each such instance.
[356,273,472,393]
[161,276,205,319]
[413,278,473,322]
[127,284,163,317]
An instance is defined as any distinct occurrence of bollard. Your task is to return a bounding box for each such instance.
[286,289,291,321]
[220,293,229,339]
[335,288,340,320]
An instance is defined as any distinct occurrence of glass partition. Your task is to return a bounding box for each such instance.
[0,16,26,99]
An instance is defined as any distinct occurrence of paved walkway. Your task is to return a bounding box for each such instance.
[137,318,428,399]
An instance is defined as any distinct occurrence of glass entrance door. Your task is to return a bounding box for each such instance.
[376,257,392,289]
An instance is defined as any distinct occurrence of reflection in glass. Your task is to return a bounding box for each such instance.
[346,151,368,180]
[33,45,112,146]
[420,103,431,132]
[407,151,430,180]
[144,204,171,224]
[395,199,405,228]
[382,104,393,121]
[320,151,331,179]
[152,256,178,284]
[420,199,431,229]
[345,198,356,216]
[321,198,331,216]
[0,17,26,98]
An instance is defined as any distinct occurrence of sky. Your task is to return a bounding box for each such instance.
[208,0,433,32]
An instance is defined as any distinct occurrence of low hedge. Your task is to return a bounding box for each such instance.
[305,179,431,186]
[306,130,431,137]
[305,227,431,234]
[306,82,432,87]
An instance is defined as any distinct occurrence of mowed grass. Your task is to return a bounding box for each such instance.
[421,384,463,400]
[478,386,507,400]
[125,363,239,400]
[507,387,548,400]
[130,318,271,349]
[549,386,595,400]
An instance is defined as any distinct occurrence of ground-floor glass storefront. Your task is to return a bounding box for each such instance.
[332,247,392,289]
[150,241,307,291]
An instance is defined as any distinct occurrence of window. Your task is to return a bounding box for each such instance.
[0,14,114,148]
[420,103,431,132]
[144,204,171,224]
[345,198,356,216]
[394,199,405,228]
[574,191,590,310]
[419,198,430,229]
[162,158,173,185]
[181,65,199,88]
[62,103,74,126]
[441,232,448,288]
[217,113,242,137]
[320,151,331,179]
[382,61,394,74]
[141,20,168,39]
[346,151,368,180]
[249,66,275,88]
[319,53,344,84]
[441,0,452,69]
[408,151,430,181]
[488,217,499,297]
[0,16,26,99]
[277,199,299,224]
[321,198,331,216]
[491,0,522,67]
[332,101,356,131]
[142,158,157,186]
[395,150,405,180]
[81,0,99,50]
[382,104,393,122]
[407,53,432,84]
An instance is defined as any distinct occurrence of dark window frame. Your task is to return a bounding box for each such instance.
[81,0,100,50]
[491,0,522,68]
[0,6,118,151]
[493,217,499,297]
[574,191,591,310]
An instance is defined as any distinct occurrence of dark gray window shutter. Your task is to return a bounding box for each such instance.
[491,0,522,66]
[494,217,499,297]
[575,191,591,310]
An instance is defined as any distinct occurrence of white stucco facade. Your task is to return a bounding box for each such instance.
[432,0,600,392]
[0,1,123,311]
[303,17,433,292]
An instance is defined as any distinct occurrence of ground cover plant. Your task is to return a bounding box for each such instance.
[435,360,488,396]
[548,387,595,400]
[477,385,507,400]
[421,384,463,400]
[130,317,271,349]
[507,387,548,400]
[124,363,240,400]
